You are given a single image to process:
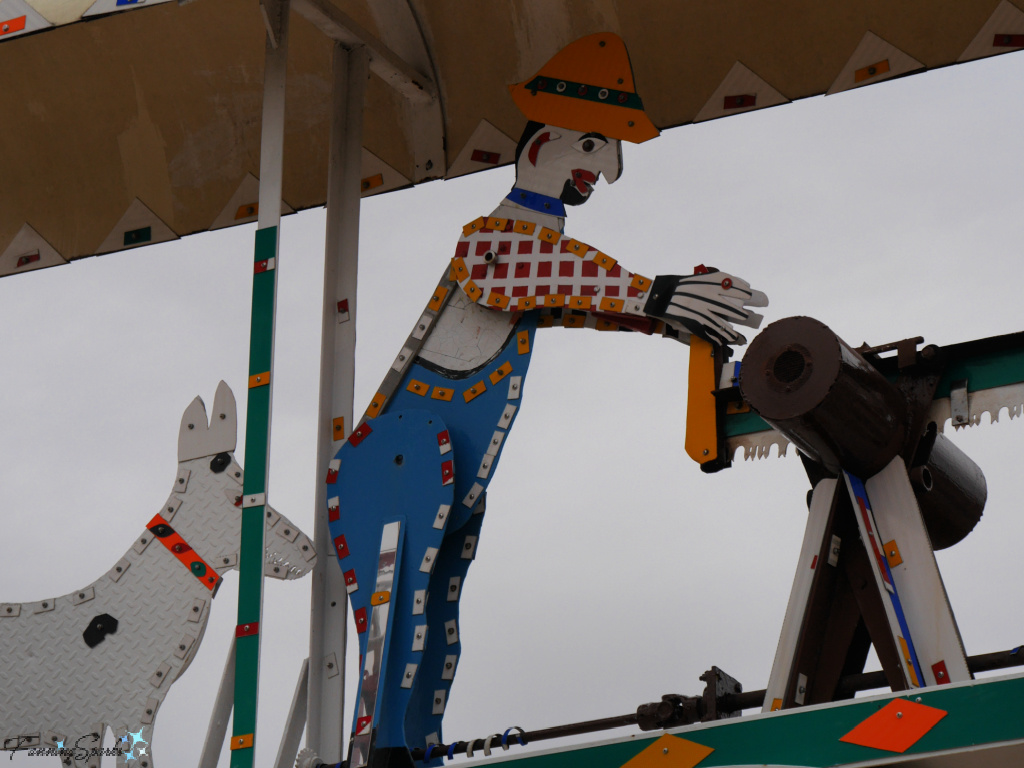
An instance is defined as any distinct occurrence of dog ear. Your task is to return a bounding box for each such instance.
[178,381,238,461]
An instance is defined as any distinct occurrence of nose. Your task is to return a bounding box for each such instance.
[598,139,623,184]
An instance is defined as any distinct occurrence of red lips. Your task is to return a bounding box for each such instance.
[571,169,597,194]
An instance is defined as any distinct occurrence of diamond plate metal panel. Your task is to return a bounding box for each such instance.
[0,388,317,763]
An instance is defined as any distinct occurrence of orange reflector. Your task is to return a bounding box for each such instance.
[839,698,946,753]
[361,173,384,192]
[463,381,487,403]
[489,362,512,385]
[855,59,890,82]
[431,386,454,402]
[427,285,449,312]
[235,203,258,220]
[365,392,386,419]
[230,733,254,750]
[462,217,486,236]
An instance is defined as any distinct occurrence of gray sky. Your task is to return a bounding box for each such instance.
[2,47,1023,767]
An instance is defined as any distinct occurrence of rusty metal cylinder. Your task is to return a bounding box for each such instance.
[739,316,907,477]
[909,424,986,550]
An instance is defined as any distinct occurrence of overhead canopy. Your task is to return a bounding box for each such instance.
[2,0,1023,276]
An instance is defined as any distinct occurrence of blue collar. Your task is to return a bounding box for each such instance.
[505,187,566,217]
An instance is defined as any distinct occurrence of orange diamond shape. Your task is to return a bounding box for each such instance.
[840,698,947,753]
[621,734,714,768]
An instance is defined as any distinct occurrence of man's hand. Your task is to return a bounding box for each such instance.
[643,268,768,346]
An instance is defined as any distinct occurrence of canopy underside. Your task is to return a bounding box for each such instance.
[2,0,1023,276]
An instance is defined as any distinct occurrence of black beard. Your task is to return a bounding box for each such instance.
[560,178,590,207]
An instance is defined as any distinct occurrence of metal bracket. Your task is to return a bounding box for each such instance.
[292,0,436,104]
[950,378,970,427]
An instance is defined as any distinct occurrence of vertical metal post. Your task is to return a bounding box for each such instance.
[231,2,290,766]
[306,43,368,762]
[275,659,311,768]
[198,642,237,768]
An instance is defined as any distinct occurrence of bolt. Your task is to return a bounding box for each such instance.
[897,711,903,718]
[663,748,669,754]
[179,644,186,650]
[327,662,334,669]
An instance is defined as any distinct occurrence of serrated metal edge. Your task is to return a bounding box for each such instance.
[928,382,1024,431]
[725,430,791,462]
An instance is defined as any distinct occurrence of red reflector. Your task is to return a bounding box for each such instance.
[471,149,501,164]
[931,660,951,685]
[994,33,1024,47]
[235,621,259,638]
[349,423,372,446]
[723,94,756,109]
[0,16,26,36]
[334,534,350,559]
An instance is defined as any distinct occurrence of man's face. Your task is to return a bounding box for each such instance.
[515,126,623,207]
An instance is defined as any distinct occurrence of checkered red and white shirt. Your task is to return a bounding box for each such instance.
[451,215,671,335]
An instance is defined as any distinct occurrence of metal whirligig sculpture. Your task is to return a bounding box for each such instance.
[325,33,768,768]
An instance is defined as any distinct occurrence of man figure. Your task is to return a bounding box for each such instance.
[327,33,767,768]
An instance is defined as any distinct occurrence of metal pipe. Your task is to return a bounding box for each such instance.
[409,646,1024,762]
[307,43,369,762]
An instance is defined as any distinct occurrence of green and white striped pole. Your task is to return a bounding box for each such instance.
[230,2,289,765]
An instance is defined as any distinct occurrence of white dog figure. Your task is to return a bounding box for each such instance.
[0,382,315,767]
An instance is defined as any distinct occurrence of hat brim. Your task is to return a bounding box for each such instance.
[509,83,659,144]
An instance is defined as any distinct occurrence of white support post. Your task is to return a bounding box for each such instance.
[232,2,289,765]
[198,641,236,768]
[306,42,368,762]
[275,658,310,768]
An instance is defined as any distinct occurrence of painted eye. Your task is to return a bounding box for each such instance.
[573,136,606,154]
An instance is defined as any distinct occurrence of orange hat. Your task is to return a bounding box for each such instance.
[509,33,659,143]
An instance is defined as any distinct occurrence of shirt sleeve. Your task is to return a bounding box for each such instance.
[450,215,669,335]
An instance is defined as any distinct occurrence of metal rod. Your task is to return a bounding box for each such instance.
[306,42,368,763]
[275,658,310,768]
[231,2,290,765]
[411,646,1024,761]
[197,640,236,768]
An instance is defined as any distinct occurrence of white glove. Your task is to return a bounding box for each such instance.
[643,268,768,346]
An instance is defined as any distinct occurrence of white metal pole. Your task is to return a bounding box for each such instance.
[306,42,368,762]
[198,641,236,768]
[275,658,311,768]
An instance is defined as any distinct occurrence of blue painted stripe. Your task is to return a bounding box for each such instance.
[845,472,926,686]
